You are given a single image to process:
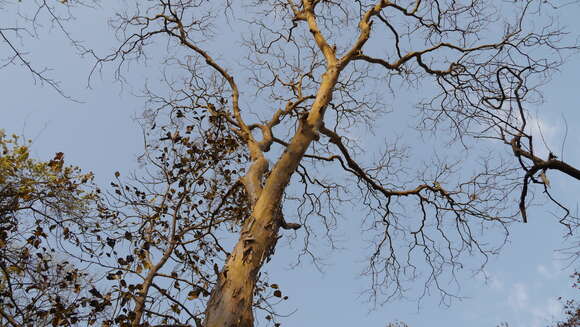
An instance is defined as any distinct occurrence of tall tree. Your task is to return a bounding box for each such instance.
[88,1,580,326]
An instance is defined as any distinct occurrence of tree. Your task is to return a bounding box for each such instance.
[87,0,580,327]
[552,271,579,327]
[0,131,109,326]
[4,1,580,327]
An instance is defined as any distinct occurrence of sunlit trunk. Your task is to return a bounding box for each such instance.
[203,68,338,327]
[203,208,280,327]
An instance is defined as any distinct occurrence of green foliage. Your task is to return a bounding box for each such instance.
[0,130,95,218]
[0,130,105,327]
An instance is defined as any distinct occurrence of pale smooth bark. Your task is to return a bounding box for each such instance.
[203,67,340,327]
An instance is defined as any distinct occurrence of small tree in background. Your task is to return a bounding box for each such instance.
[0,131,112,326]
[553,271,579,327]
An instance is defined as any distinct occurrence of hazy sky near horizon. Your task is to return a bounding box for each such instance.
[1,2,579,327]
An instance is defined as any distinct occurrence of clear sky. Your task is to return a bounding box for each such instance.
[1,2,579,327]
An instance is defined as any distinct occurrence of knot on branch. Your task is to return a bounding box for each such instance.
[280,220,301,230]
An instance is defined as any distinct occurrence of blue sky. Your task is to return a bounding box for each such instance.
[1,2,579,327]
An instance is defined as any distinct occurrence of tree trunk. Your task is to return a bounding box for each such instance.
[203,67,338,327]
[203,207,281,327]
[203,127,314,327]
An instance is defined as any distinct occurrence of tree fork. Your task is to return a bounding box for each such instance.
[203,70,338,327]
[202,122,318,327]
